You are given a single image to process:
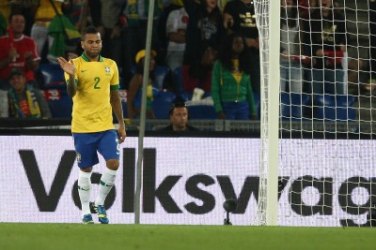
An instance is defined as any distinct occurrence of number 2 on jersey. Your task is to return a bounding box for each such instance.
[94,77,100,89]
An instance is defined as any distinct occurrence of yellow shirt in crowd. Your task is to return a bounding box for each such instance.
[34,0,63,21]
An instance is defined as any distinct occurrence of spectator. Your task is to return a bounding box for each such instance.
[298,0,318,19]
[0,13,41,90]
[127,49,157,119]
[211,33,257,120]
[182,46,216,97]
[280,0,304,94]
[223,0,260,92]
[303,0,347,95]
[8,68,51,118]
[95,0,127,70]
[369,0,376,82]
[65,0,100,59]
[159,101,199,131]
[165,5,189,70]
[123,0,164,87]
[31,0,64,58]
[183,0,223,77]
[47,0,82,63]
[156,0,183,65]
[299,0,318,94]
[62,0,90,33]
[8,0,39,36]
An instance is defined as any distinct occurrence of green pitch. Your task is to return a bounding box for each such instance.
[0,223,375,250]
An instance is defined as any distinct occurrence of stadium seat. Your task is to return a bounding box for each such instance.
[39,63,65,89]
[336,95,357,121]
[337,95,356,107]
[171,66,185,97]
[152,90,176,119]
[188,104,217,119]
[280,93,310,119]
[314,95,335,121]
[133,86,160,110]
[314,95,356,121]
[45,89,72,118]
[130,65,170,90]
[154,65,171,90]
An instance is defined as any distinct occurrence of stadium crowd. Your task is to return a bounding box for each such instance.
[0,0,374,122]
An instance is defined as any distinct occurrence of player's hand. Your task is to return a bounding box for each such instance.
[117,126,126,143]
[57,57,76,76]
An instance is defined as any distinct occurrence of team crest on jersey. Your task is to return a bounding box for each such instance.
[105,66,111,74]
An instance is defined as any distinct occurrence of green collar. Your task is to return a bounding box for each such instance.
[81,53,103,62]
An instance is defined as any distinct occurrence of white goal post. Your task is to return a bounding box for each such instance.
[254,0,280,226]
[255,0,376,227]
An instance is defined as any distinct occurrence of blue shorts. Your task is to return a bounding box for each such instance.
[72,130,120,169]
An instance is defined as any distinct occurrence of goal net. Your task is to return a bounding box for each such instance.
[255,0,376,226]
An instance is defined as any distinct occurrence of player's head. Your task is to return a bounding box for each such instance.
[169,101,189,131]
[81,26,102,59]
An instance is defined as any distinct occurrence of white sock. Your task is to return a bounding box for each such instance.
[78,171,92,216]
[95,168,117,206]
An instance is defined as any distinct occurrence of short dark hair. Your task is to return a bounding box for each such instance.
[8,12,25,22]
[81,26,99,40]
[169,101,187,116]
[9,68,24,79]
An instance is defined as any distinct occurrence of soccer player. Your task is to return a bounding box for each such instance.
[57,26,126,224]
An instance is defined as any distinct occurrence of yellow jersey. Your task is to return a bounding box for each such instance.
[65,53,120,133]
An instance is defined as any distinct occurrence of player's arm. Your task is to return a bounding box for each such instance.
[110,89,126,143]
[57,57,77,97]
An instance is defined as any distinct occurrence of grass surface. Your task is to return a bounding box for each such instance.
[0,223,375,250]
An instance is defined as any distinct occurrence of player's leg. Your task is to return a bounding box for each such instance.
[95,130,120,224]
[79,169,93,224]
[73,133,100,224]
